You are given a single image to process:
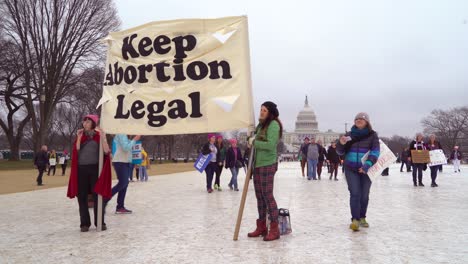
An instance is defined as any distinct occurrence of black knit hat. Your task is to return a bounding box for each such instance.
[262,101,279,118]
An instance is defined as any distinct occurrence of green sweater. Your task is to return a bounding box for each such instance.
[254,120,280,168]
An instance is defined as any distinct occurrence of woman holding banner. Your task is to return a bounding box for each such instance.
[201,134,218,193]
[247,101,283,241]
[408,133,427,187]
[336,112,380,232]
[427,134,443,187]
[67,115,111,232]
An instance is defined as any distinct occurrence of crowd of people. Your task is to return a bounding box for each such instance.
[30,104,465,240]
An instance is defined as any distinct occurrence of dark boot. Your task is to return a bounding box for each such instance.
[247,219,267,237]
[263,222,280,241]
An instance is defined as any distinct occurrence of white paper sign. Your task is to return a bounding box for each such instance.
[59,157,65,165]
[361,140,397,178]
[428,149,447,167]
[49,158,57,166]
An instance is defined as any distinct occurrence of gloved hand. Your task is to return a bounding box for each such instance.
[248,137,255,147]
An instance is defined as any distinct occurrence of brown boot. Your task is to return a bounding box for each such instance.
[263,222,280,241]
[247,219,267,237]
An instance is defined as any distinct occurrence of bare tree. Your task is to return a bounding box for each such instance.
[1,0,120,151]
[422,106,468,153]
[0,39,32,160]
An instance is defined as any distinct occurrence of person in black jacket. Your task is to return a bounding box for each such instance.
[225,139,244,191]
[400,147,411,172]
[298,137,309,177]
[34,145,49,186]
[408,133,427,187]
[317,140,327,180]
[201,134,218,193]
[327,142,340,180]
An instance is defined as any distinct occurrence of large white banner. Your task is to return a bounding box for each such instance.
[98,16,254,135]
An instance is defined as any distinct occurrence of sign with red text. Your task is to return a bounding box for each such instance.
[361,140,397,178]
[98,16,254,135]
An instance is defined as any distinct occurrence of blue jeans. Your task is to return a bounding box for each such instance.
[139,166,148,181]
[111,162,131,210]
[229,167,239,189]
[307,159,318,180]
[345,168,372,220]
[205,162,217,190]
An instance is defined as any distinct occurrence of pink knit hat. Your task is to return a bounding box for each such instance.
[83,114,99,126]
[216,134,223,139]
[229,138,238,144]
[208,133,216,140]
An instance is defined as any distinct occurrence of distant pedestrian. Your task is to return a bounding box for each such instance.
[306,136,319,180]
[225,139,244,191]
[409,133,427,187]
[317,140,327,180]
[337,112,380,232]
[299,137,310,177]
[139,147,150,182]
[327,142,340,180]
[400,147,411,172]
[60,150,70,176]
[34,145,48,186]
[201,134,218,193]
[450,146,462,173]
[47,150,58,176]
[427,134,443,187]
[214,135,226,191]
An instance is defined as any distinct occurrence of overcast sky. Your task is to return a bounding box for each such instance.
[114,0,468,137]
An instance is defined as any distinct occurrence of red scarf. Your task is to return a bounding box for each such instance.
[67,131,112,199]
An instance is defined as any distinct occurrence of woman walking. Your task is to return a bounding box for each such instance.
[201,134,218,193]
[337,112,380,232]
[61,150,70,176]
[409,133,427,187]
[225,139,244,191]
[214,135,226,191]
[427,134,443,187]
[327,142,340,180]
[67,114,112,232]
[110,134,141,214]
[247,101,282,241]
[450,146,462,173]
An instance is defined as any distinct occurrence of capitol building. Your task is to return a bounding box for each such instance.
[240,96,341,153]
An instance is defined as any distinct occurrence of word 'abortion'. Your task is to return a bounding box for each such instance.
[104,34,233,86]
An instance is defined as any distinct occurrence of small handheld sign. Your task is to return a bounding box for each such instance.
[132,140,143,165]
[194,153,213,173]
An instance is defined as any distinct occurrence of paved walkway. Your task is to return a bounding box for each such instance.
[1,163,467,264]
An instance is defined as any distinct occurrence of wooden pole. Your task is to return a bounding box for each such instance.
[233,16,256,241]
[233,145,255,241]
[96,132,104,232]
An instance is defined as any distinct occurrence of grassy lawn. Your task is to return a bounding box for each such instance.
[0,160,35,171]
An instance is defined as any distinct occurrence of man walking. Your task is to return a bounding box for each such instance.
[450,146,462,173]
[306,136,320,180]
[34,145,48,186]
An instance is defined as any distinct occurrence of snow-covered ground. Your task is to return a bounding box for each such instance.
[1,163,467,264]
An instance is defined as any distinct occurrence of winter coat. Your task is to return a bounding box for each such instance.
[327,146,340,163]
[225,147,244,169]
[34,151,49,167]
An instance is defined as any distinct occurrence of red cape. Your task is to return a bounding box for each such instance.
[67,131,112,199]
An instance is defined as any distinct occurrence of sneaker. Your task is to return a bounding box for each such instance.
[349,219,360,231]
[115,208,132,214]
[228,184,233,190]
[213,184,219,190]
[217,186,222,191]
[359,218,369,228]
[80,226,89,232]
